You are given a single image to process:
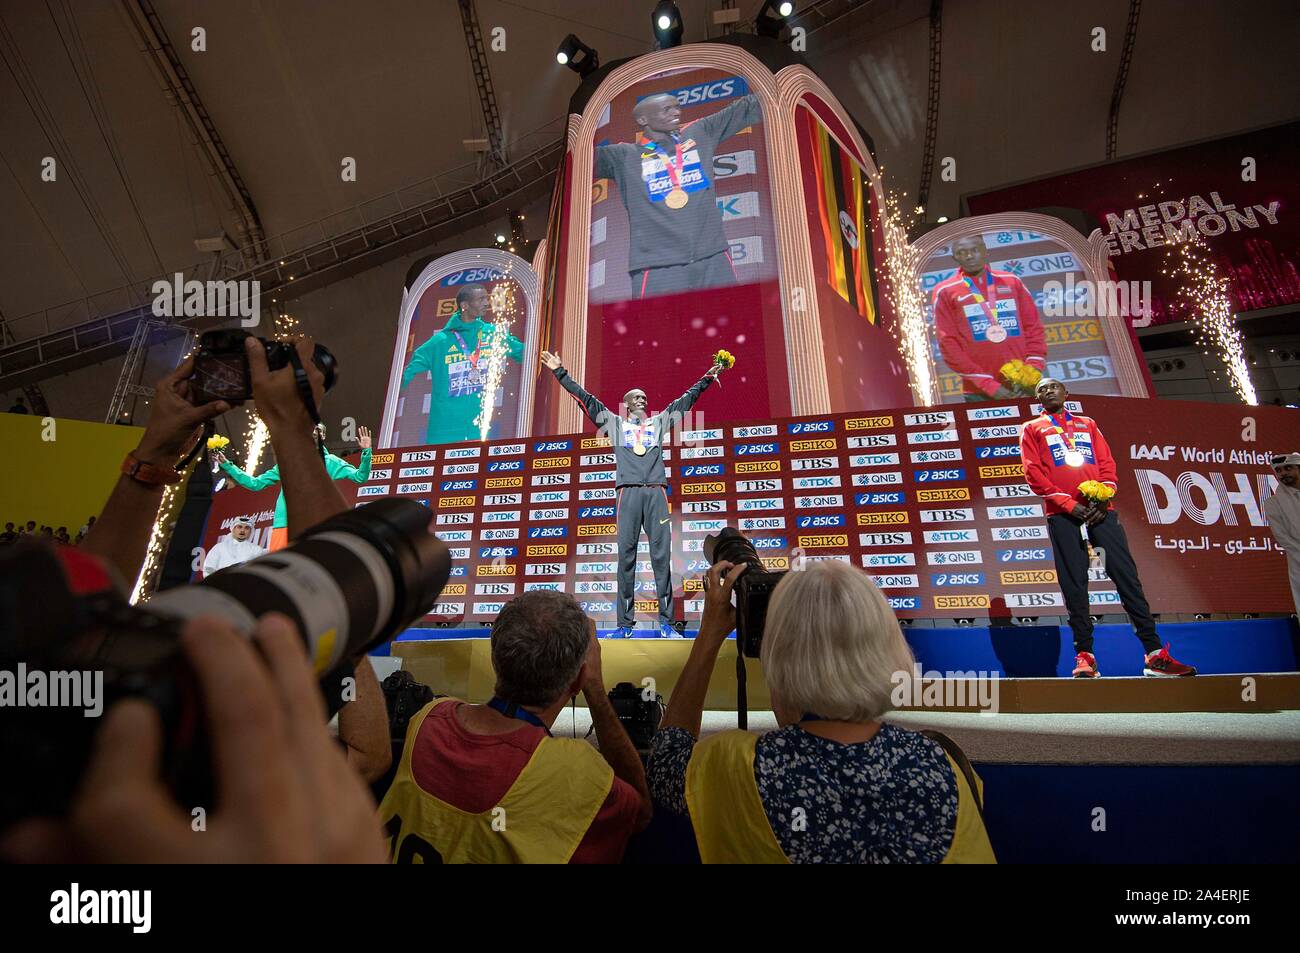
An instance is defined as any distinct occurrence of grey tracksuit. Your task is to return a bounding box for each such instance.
[552,366,714,627]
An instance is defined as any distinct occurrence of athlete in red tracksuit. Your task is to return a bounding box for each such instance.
[933,235,1046,400]
[1019,377,1196,678]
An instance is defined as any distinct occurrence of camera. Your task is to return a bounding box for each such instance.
[606,681,664,753]
[702,527,787,658]
[0,498,448,829]
[189,328,338,404]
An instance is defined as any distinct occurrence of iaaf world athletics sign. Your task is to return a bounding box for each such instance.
[1101,191,1281,256]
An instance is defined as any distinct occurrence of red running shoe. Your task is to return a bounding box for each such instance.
[1072,651,1099,678]
[1144,643,1197,677]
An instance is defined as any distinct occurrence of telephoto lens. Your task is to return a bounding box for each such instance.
[702,527,787,657]
[0,498,449,829]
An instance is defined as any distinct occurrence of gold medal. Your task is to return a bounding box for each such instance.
[633,441,648,456]
[664,188,688,209]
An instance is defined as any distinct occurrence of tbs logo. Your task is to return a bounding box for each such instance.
[579,506,615,518]
[440,480,477,491]
[736,442,778,456]
[489,460,523,471]
[976,445,1020,459]
[683,464,723,477]
[528,527,568,538]
[788,420,834,434]
[534,440,572,452]
[798,515,845,528]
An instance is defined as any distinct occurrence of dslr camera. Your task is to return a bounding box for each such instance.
[189,328,338,404]
[702,527,787,657]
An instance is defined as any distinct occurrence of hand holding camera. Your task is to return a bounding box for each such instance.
[133,356,231,470]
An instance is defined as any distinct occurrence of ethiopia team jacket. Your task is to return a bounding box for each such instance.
[933,267,1046,397]
[1019,412,1118,516]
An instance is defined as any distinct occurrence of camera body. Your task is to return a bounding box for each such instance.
[606,681,664,752]
[190,329,337,404]
[702,527,787,657]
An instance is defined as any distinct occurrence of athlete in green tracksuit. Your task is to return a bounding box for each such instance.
[213,425,373,549]
[400,284,525,445]
[541,348,722,638]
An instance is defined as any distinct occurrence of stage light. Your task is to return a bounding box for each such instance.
[495,233,506,243]
[936,215,949,223]
[556,34,599,77]
[651,2,683,48]
[756,0,795,38]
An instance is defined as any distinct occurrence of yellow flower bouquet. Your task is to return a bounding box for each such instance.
[206,434,231,451]
[1077,480,1116,503]
[999,359,1042,395]
[712,349,736,369]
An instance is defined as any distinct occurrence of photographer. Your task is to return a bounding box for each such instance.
[646,559,995,864]
[379,590,652,863]
[0,613,386,863]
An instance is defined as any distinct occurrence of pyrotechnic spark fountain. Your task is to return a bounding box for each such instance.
[880,184,937,405]
[477,278,518,440]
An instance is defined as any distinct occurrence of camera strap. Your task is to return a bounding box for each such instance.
[176,419,214,472]
[287,347,327,464]
[486,696,552,735]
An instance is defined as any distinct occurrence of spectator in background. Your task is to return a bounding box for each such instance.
[79,516,95,537]
[54,527,70,545]
[7,396,29,414]
[647,559,996,864]
[379,590,652,863]
[0,523,16,544]
[202,516,266,576]
[23,521,35,535]
[1264,452,1300,618]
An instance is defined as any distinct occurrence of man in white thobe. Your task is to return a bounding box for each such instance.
[1263,452,1300,618]
[203,516,266,577]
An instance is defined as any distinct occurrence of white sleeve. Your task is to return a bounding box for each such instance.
[1266,497,1300,556]
[203,543,226,576]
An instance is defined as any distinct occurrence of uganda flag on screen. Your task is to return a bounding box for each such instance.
[806,112,877,323]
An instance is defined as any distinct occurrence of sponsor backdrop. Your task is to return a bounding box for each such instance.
[923,229,1126,402]
[965,121,1300,325]
[199,401,1296,623]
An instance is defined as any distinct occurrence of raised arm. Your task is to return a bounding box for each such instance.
[541,350,610,428]
[400,336,437,390]
[327,427,373,484]
[218,455,281,491]
[687,93,762,145]
[659,364,717,429]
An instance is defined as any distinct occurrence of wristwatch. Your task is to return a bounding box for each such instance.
[122,452,182,485]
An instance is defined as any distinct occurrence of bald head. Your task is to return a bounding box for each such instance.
[633,93,681,137]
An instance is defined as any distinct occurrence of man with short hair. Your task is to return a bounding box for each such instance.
[379,590,652,863]
[1020,377,1196,678]
[541,349,722,638]
[933,234,1047,401]
[1264,452,1300,618]
[595,91,762,297]
[400,283,525,445]
[202,516,267,576]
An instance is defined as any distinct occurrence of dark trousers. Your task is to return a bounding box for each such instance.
[631,250,737,298]
[1046,510,1161,655]
[616,484,673,627]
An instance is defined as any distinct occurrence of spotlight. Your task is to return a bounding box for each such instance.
[756,0,796,38]
[651,1,683,49]
[936,215,950,223]
[495,233,506,243]
[556,34,599,77]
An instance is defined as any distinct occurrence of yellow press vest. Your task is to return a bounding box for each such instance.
[378,698,615,863]
[685,729,996,864]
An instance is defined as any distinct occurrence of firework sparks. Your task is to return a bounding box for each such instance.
[477,278,518,441]
[880,184,937,405]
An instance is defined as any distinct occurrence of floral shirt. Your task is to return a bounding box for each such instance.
[647,723,959,863]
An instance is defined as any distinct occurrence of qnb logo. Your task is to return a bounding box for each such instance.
[1134,469,1270,526]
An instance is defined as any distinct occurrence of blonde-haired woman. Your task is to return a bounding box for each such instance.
[646,558,995,863]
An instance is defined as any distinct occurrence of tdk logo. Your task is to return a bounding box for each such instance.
[478,546,518,558]
[489,460,523,471]
[528,526,569,538]
[736,442,778,456]
[856,491,905,506]
[976,444,1020,459]
[797,515,846,528]
[915,468,966,482]
[683,464,724,477]
[534,440,572,452]
[753,536,787,549]
[788,420,834,434]
[579,506,616,518]
[440,480,477,491]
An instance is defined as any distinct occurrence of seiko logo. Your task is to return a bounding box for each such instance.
[532,455,571,469]
[438,496,474,507]
[735,460,780,474]
[683,481,726,495]
[486,476,523,488]
[916,487,971,503]
[526,545,568,557]
[856,511,909,525]
[791,438,837,453]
